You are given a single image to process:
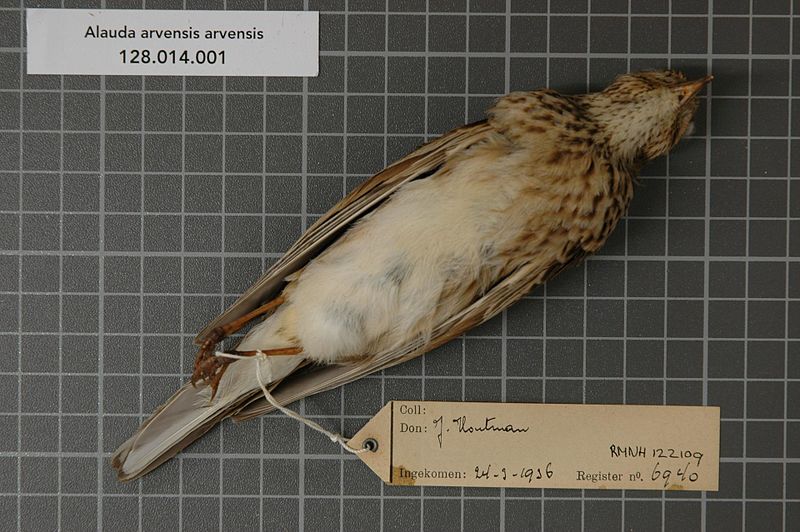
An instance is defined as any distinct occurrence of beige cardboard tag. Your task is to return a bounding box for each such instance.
[349,401,719,491]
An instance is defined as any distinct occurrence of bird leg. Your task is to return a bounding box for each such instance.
[192,296,286,388]
[229,347,304,357]
[202,345,304,400]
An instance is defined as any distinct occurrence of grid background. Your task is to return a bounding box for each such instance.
[0,0,798,530]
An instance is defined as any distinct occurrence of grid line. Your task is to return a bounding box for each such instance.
[742,3,753,528]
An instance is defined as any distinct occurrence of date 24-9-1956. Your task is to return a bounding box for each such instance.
[119,49,225,65]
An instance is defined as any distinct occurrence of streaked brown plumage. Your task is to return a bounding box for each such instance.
[112,70,711,481]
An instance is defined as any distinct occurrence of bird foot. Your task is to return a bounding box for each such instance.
[192,332,304,399]
[191,327,228,396]
[191,296,289,396]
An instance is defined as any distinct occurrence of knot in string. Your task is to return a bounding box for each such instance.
[214,351,367,455]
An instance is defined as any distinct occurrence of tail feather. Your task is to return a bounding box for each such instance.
[112,355,303,481]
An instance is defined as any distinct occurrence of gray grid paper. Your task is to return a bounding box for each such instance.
[0,0,798,530]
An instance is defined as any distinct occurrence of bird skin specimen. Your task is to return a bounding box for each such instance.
[112,70,711,480]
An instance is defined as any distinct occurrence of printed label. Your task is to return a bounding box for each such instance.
[26,9,318,76]
[350,401,720,490]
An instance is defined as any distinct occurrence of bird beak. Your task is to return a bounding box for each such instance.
[673,75,713,105]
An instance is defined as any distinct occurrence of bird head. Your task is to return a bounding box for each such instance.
[589,70,712,164]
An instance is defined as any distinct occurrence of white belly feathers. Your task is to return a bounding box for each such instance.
[241,158,528,364]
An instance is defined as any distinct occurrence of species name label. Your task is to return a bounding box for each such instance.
[350,401,719,490]
[26,9,318,76]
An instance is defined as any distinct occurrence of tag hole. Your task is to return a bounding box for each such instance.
[363,438,378,452]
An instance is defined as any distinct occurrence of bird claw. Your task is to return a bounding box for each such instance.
[191,296,290,396]
[191,328,228,398]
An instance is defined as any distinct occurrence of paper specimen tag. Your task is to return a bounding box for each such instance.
[26,9,318,76]
[350,402,719,491]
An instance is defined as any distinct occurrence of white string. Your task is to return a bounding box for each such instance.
[214,351,368,454]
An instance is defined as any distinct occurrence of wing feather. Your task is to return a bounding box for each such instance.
[233,259,552,420]
[195,120,494,343]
